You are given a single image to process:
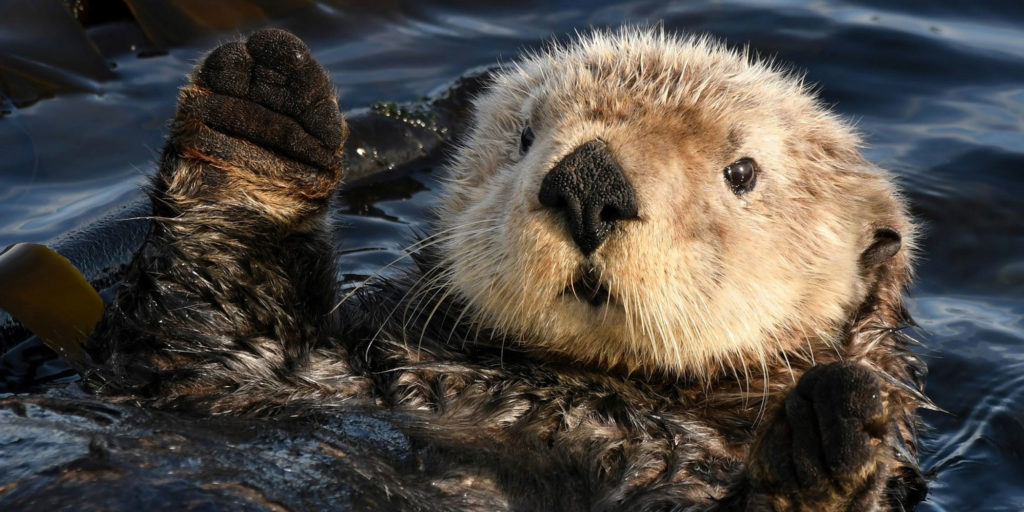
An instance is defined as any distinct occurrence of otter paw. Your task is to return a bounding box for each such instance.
[171,28,346,200]
[748,362,889,510]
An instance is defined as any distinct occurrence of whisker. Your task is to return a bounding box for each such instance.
[329,219,498,314]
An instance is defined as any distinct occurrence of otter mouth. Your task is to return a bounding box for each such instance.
[562,265,614,307]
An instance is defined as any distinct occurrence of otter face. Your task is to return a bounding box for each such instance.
[437,30,913,377]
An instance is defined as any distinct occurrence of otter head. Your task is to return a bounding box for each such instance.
[436,29,915,378]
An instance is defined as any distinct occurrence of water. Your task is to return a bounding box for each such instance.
[1,1,1022,509]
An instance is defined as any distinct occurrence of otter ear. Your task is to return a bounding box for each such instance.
[860,227,902,269]
[847,177,917,342]
[844,166,916,333]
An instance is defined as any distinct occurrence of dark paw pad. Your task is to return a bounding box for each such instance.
[751,362,889,503]
[174,28,346,190]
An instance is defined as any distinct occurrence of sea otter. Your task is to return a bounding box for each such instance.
[82,28,928,511]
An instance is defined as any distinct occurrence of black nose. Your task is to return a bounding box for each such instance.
[538,139,639,255]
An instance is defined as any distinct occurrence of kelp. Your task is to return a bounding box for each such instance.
[0,243,102,373]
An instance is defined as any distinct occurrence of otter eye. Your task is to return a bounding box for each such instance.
[723,157,758,194]
[520,125,535,154]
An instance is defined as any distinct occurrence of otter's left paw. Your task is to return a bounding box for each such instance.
[747,362,889,511]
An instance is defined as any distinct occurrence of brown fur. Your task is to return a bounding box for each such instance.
[84,28,928,511]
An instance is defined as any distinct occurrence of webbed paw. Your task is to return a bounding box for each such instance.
[746,362,890,511]
[167,28,346,206]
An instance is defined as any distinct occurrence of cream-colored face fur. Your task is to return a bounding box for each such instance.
[435,29,913,378]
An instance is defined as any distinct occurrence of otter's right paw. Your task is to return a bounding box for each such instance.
[168,28,346,204]
[744,362,891,511]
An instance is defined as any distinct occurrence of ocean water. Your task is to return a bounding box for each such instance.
[1,1,1022,509]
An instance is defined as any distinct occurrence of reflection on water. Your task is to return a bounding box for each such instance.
[1,1,1022,509]
[911,295,1024,511]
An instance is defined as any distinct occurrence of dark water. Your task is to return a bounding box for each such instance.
[1,1,1022,510]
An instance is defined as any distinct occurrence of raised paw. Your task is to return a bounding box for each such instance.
[165,28,346,209]
[745,362,890,511]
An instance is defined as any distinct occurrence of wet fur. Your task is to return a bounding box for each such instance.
[85,28,928,511]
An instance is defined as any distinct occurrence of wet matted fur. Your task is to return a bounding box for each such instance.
[84,28,929,511]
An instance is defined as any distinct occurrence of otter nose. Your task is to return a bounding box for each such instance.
[538,139,639,255]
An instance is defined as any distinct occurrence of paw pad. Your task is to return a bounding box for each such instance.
[175,28,347,191]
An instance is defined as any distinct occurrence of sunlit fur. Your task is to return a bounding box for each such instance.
[437,28,916,380]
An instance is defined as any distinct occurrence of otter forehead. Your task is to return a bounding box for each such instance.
[435,29,911,377]
[506,32,832,140]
